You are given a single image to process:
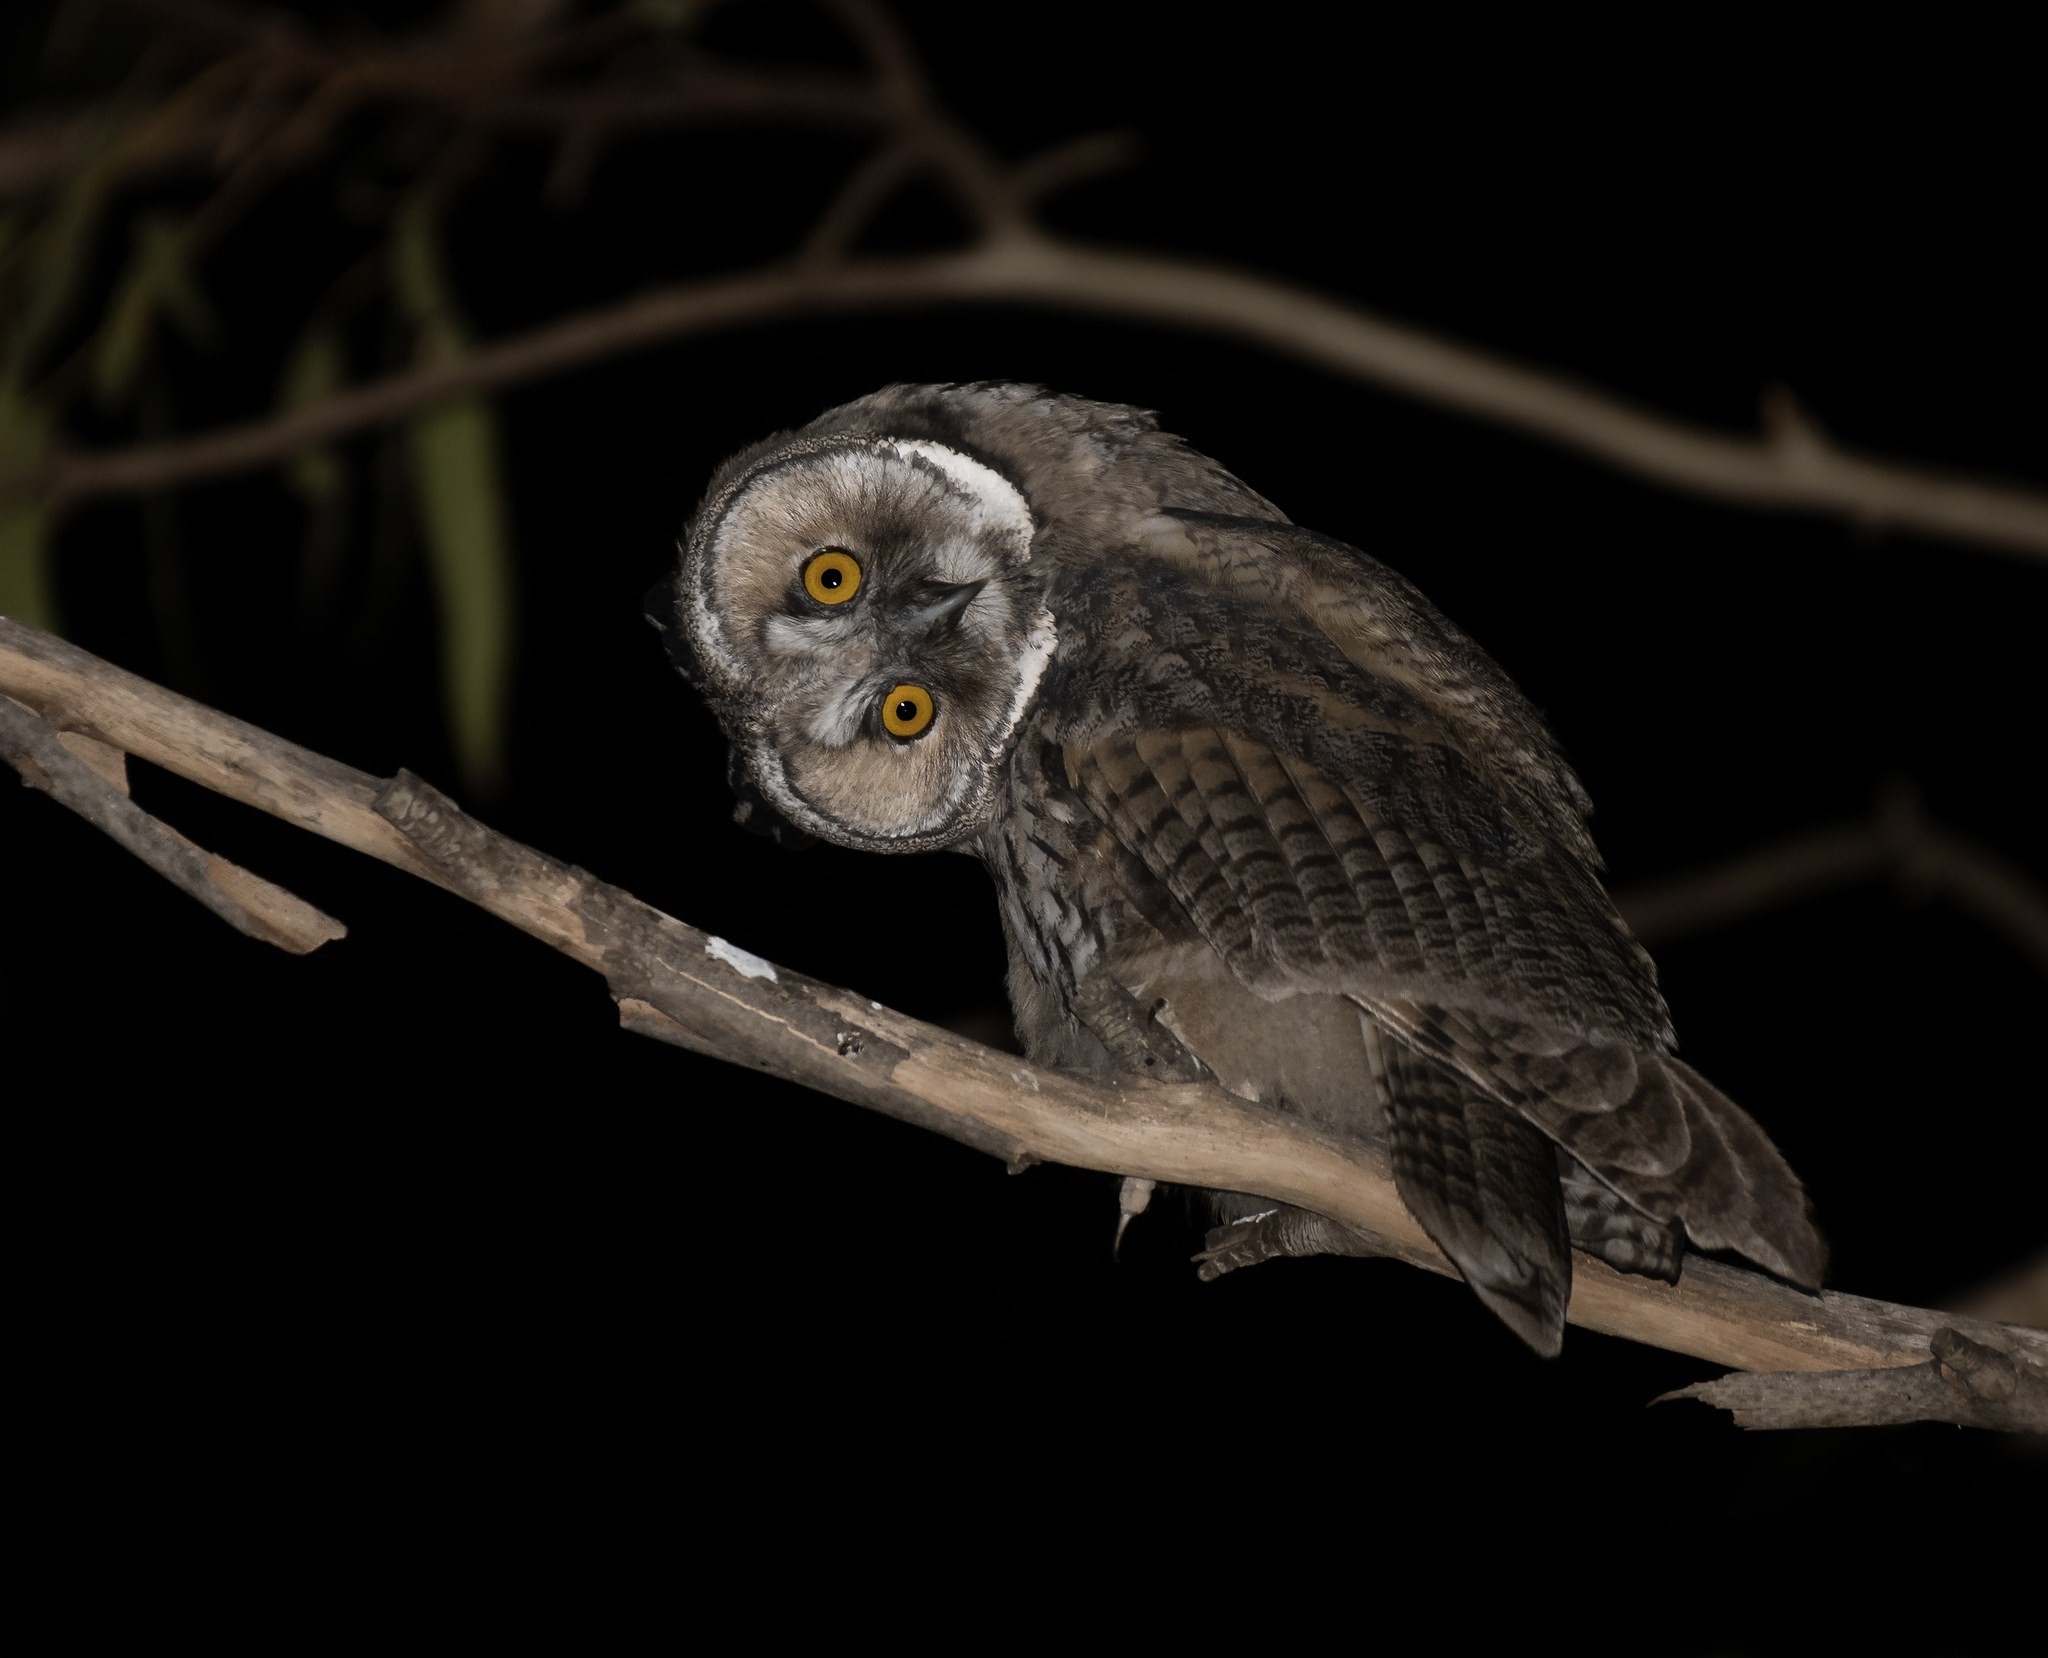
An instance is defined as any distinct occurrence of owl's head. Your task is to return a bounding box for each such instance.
[670,433,1057,853]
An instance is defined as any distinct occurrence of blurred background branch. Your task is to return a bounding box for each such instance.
[8,2,2048,560]
[1615,781,2048,974]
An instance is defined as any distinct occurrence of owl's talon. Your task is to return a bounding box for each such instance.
[1194,1210,1285,1281]
[1071,976,1207,1084]
[1113,1175,1155,1260]
[1196,1206,1384,1281]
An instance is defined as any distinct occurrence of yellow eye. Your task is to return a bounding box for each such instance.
[803,548,862,604]
[881,683,935,739]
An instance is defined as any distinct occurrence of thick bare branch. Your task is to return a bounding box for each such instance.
[23,237,2048,561]
[4,614,2043,1428]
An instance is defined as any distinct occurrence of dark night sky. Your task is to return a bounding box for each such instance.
[6,2,2043,1634]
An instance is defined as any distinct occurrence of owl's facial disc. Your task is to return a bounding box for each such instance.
[682,436,1057,852]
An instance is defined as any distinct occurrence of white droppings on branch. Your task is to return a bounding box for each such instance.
[706,935,779,981]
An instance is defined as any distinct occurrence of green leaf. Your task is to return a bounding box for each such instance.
[93,214,216,410]
[279,318,347,503]
[393,204,515,795]
[3,121,122,388]
[92,271,154,409]
[389,196,448,319]
[405,361,513,796]
[0,502,54,632]
[148,219,216,348]
[0,388,55,631]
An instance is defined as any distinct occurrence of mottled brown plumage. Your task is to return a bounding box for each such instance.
[660,381,1825,1353]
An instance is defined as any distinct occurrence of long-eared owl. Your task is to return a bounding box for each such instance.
[653,381,1824,1354]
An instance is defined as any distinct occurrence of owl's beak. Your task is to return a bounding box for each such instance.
[901,578,986,637]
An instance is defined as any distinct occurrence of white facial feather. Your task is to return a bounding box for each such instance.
[690,439,1032,688]
[892,440,1034,561]
[805,674,880,746]
[687,432,1056,848]
[762,610,862,659]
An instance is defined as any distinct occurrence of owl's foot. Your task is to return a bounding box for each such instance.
[1195,1210,1286,1279]
[1195,1205,1375,1281]
[1070,978,1208,1084]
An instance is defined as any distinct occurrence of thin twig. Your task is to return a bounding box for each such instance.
[0,31,889,201]
[1910,823,2048,974]
[118,0,336,73]
[818,0,1023,236]
[0,70,891,202]
[1617,787,2048,973]
[483,66,888,134]
[1618,826,1890,941]
[121,0,649,91]
[818,0,920,95]
[1008,130,1143,208]
[4,614,2044,1430]
[798,141,920,269]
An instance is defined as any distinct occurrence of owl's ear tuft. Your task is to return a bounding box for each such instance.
[644,571,704,688]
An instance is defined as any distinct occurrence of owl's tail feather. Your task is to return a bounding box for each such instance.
[1362,995,1828,1293]
[1559,1156,1684,1282]
[1378,1038,1572,1356]
[1557,1048,1829,1290]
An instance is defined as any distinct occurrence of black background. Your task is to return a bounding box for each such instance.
[6,2,2043,1638]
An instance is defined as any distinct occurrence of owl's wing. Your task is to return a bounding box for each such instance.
[1064,724,1822,1329]
[1047,515,1824,1333]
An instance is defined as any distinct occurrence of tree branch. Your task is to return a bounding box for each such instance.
[0,65,893,204]
[1659,1327,2048,1432]
[797,141,921,269]
[4,616,2041,1429]
[1615,785,2048,973]
[21,236,2048,562]
[2,688,345,952]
